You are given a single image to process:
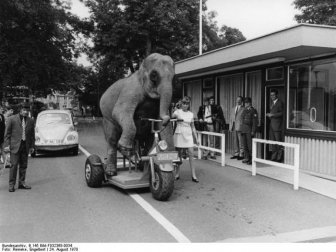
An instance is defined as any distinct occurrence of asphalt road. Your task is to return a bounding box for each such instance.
[1,119,336,243]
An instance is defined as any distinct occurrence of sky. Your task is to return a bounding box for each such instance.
[206,0,299,39]
[71,0,300,66]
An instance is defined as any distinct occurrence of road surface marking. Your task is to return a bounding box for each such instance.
[79,145,91,157]
[129,192,191,243]
[218,226,336,243]
[79,144,191,243]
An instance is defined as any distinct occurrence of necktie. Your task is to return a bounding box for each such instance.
[22,118,26,141]
[235,106,238,117]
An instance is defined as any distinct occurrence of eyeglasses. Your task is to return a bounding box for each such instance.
[182,102,189,105]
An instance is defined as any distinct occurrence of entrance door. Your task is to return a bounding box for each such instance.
[264,85,285,158]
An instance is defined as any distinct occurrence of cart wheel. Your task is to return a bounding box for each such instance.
[85,154,104,188]
[149,164,174,201]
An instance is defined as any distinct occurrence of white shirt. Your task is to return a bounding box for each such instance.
[204,105,212,123]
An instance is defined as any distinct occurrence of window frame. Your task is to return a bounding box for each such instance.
[286,58,336,134]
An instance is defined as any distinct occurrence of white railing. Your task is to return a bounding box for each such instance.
[196,131,226,166]
[252,138,300,190]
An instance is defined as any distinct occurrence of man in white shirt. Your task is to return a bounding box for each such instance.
[197,97,216,159]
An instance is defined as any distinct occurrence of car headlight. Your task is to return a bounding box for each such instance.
[158,140,168,151]
[67,134,76,141]
[65,132,78,143]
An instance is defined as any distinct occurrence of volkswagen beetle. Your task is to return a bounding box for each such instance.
[32,110,78,156]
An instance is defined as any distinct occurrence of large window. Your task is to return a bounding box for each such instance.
[246,71,262,126]
[288,59,336,132]
[218,74,244,122]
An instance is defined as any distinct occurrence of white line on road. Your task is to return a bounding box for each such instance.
[218,226,336,243]
[129,192,191,243]
[79,145,91,157]
[79,144,191,243]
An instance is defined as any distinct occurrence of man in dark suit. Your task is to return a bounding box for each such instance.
[197,96,225,159]
[0,105,5,165]
[4,105,35,192]
[266,89,284,162]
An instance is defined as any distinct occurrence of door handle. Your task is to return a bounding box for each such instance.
[310,107,316,122]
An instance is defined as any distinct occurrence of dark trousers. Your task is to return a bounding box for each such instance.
[269,128,283,161]
[9,141,28,189]
[241,132,252,160]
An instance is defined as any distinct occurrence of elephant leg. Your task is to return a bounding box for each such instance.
[117,116,137,157]
[102,118,120,176]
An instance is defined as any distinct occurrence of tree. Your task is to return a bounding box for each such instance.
[83,0,246,95]
[202,11,246,52]
[294,0,336,25]
[0,0,92,100]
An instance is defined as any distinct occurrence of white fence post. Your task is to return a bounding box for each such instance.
[221,133,225,166]
[252,139,257,176]
[196,131,225,166]
[293,145,300,190]
[197,132,202,160]
[251,138,300,190]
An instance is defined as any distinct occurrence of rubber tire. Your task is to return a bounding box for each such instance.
[72,146,79,156]
[149,164,174,201]
[31,150,37,158]
[85,154,104,188]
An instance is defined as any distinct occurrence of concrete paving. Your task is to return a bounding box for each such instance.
[208,153,336,200]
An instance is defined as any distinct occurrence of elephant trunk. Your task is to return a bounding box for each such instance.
[158,81,173,126]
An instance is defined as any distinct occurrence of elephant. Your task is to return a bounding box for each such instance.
[99,53,175,176]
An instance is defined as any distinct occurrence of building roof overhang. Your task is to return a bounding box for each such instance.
[175,24,336,79]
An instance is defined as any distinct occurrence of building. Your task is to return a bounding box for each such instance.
[36,90,78,110]
[175,24,336,180]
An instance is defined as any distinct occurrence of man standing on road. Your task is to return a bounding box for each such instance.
[266,89,284,162]
[0,105,6,165]
[4,106,35,192]
[229,96,245,160]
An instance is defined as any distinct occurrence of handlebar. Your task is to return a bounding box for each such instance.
[140,118,183,122]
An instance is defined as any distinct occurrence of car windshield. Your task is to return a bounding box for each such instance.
[38,113,71,126]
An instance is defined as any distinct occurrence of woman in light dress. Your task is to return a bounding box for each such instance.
[172,96,200,182]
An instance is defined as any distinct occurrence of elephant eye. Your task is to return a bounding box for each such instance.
[150,70,160,85]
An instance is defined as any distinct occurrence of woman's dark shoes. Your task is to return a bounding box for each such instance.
[192,177,199,183]
[9,188,15,192]
[175,175,180,181]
